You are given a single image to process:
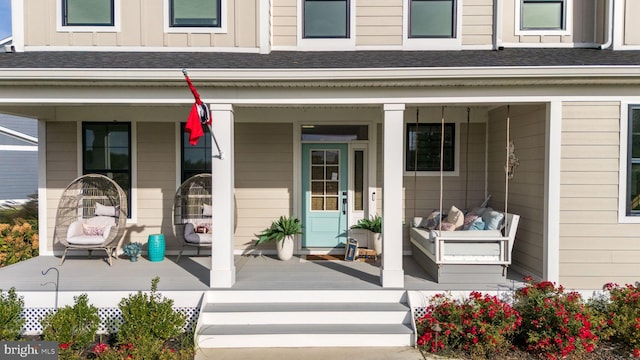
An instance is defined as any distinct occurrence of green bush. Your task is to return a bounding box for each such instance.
[0,288,25,340]
[0,221,39,267]
[596,283,640,357]
[41,293,100,360]
[117,277,186,349]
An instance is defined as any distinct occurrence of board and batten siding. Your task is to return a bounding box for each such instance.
[488,105,546,279]
[559,102,640,289]
[234,123,293,252]
[45,122,78,252]
[24,0,259,49]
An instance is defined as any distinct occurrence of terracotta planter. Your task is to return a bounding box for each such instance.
[276,235,294,261]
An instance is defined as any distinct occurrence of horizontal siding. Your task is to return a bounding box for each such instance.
[488,104,546,278]
[461,0,493,46]
[356,0,402,46]
[235,123,293,251]
[558,101,640,289]
[272,0,297,47]
[624,0,640,45]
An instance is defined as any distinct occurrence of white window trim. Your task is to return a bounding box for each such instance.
[618,101,640,223]
[57,0,121,33]
[297,0,356,51]
[163,0,228,34]
[403,122,461,177]
[514,0,572,36]
[402,0,462,50]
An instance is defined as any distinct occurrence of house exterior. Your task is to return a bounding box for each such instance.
[0,112,37,203]
[0,0,639,292]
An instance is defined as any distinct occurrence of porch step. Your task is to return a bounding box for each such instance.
[195,290,415,348]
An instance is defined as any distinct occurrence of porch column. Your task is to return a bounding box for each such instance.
[210,104,236,288]
[381,104,405,288]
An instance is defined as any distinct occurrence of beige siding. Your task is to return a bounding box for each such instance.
[134,123,178,249]
[356,0,402,46]
[501,0,602,45]
[624,0,640,45]
[24,0,259,49]
[272,0,297,47]
[558,102,640,288]
[488,105,546,278]
[461,0,493,46]
[46,122,78,252]
[235,123,294,251]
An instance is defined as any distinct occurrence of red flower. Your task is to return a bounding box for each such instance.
[93,343,108,354]
[59,343,71,350]
[634,348,640,358]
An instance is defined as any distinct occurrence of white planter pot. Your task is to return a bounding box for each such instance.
[369,232,382,255]
[276,235,294,261]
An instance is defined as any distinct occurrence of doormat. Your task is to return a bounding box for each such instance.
[305,254,344,261]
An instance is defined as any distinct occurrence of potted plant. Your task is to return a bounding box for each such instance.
[255,216,302,261]
[350,215,382,255]
[122,242,142,262]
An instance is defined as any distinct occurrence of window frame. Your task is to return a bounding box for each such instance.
[297,0,355,50]
[81,122,132,218]
[408,0,456,39]
[515,0,571,36]
[402,0,462,50]
[164,0,227,34]
[618,102,640,223]
[58,0,120,32]
[404,122,460,176]
[180,122,212,184]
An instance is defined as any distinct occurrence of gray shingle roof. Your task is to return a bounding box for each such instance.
[0,48,638,69]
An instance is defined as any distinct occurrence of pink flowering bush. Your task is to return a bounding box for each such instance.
[416,291,522,358]
[599,283,640,357]
[513,277,606,359]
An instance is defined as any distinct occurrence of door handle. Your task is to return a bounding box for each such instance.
[342,192,347,215]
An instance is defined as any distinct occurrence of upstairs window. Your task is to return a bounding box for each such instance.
[170,0,221,27]
[303,0,349,38]
[406,123,455,172]
[409,0,455,38]
[62,0,114,26]
[520,0,566,30]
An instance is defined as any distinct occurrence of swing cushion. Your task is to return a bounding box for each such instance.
[482,210,504,230]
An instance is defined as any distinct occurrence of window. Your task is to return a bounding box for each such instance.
[62,0,114,26]
[520,0,565,30]
[303,0,349,38]
[82,123,131,216]
[406,123,455,172]
[409,0,455,38]
[627,106,640,216]
[181,123,211,183]
[170,0,221,27]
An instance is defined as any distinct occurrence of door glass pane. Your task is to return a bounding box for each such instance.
[354,150,364,211]
[326,151,339,164]
[326,197,338,211]
[311,151,325,164]
[312,197,324,211]
[326,182,338,195]
[326,166,339,180]
[304,0,348,38]
[522,2,562,29]
[312,182,324,195]
[312,166,324,180]
[410,0,454,38]
[65,0,113,26]
[308,149,341,211]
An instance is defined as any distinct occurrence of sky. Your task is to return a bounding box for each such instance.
[0,0,11,40]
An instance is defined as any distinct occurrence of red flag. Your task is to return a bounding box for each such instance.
[182,69,211,146]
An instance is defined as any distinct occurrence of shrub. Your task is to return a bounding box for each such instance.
[513,277,606,359]
[597,283,640,357]
[0,288,25,340]
[0,221,39,267]
[416,291,521,358]
[41,293,100,360]
[117,277,186,349]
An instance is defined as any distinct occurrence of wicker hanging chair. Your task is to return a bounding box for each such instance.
[173,173,212,262]
[54,174,128,266]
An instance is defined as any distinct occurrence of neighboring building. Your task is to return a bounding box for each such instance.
[0,113,37,203]
[0,0,638,292]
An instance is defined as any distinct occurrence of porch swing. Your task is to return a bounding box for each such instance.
[409,106,520,283]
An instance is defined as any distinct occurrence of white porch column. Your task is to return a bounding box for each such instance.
[210,104,236,288]
[381,104,405,288]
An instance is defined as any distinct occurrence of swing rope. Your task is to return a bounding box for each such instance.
[465,107,470,211]
[438,106,445,231]
[413,108,419,221]
[504,105,511,235]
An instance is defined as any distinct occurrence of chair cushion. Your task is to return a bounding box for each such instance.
[184,223,212,244]
[68,235,108,245]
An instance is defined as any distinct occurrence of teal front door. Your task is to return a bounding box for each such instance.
[302,143,348,248]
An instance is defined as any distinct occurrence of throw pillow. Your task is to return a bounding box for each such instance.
[467,217,486,230]
[424,210,441,230]
[82,224,104,236]
[439,222,456,231]
[447,205,464,230]
[482,210,505,230]
[196,223,211,234]
[462,214,479,230]
[95,202,119,217]
[202,203,212,216]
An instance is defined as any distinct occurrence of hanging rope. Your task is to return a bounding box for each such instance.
[413,108,419,221]
[465,107,470,211]
[438,106,445,231]
[504,105,511,234]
